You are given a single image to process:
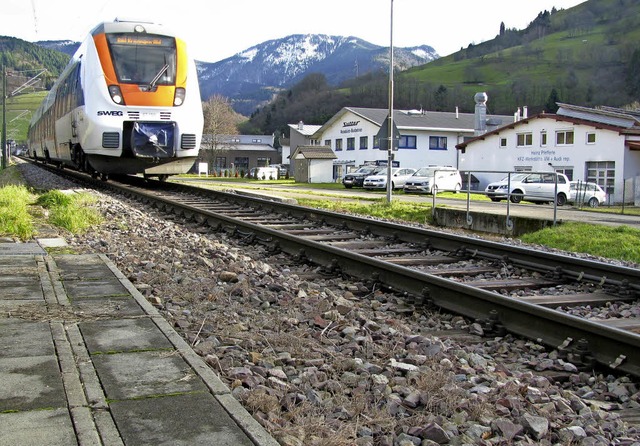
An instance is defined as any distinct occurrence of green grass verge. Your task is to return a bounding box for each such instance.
[36,190,104,233]
[0,185,36,239]
[0,165,103,239]
[520,222,640,264]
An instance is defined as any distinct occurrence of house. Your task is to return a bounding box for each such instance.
[306,95,513,180]
[455,103,640,204]
[290,145,337,183]
[198,134,280,175]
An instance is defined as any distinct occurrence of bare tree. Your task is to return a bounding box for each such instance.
[198,95,244,173]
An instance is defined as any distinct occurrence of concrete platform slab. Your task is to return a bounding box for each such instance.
[0,320,55,358]
[110,392,254,446]
[0,408,77,446]
[0,281,44,300]
[54,254,118,280]
[92,350,207,400]
[63,279,130,299]
[69,296,145,317]
[0,242,45,255]
[0,356,66,411]
[37,238,68,248]
[80,318,173,354]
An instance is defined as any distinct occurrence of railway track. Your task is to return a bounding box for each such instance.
[30,161,640,378]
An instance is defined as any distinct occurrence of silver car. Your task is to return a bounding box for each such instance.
[569,181,607,207]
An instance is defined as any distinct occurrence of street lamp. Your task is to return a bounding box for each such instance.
[386,0,395,203]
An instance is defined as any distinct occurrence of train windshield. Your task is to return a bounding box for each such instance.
[107,33,176,86]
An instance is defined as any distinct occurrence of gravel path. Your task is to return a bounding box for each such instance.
[18,163,640,446]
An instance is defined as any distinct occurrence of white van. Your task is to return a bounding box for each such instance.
[403,166,462,194]
[248,166,279,180]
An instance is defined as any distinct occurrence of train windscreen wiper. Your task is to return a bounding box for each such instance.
[148,64,169,90]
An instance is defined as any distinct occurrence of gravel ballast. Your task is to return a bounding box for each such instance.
[18,163,640,445]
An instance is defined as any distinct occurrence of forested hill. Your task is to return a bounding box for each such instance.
[0,36,69,89]
[244,0,640,137]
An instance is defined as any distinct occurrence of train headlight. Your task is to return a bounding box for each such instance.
[173,88,185,106]
[108,85,124,105]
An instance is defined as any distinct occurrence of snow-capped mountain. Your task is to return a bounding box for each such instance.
[34,34,438,116]
[35,40,79,57]
[197,34,438,115]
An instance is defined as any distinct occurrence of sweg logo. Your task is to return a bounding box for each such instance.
[97,110,123,116]
[342,120,360,127]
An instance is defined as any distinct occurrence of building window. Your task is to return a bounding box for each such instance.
[540,131,547,146]
[556,130,574,145]
[399,135,417,149]
[586,132,596,144]
[234,157,249,172]
[499,137,507,148]
[516,132,533,147]
[429,136,447,150]
[257,157,271,167]
[373,135,380,149]
[553,167,574,180]
[252,138,262,143]
[324,139,331,146]
[214,157,226,168]
[335,139,343,151]
[586,161,615,196]
[347,137,355,151]
[514,166,532,172]
[359,136,368,150]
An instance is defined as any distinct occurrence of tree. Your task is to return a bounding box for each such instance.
[500,22,506,36]
[545,88,560,113]
[198,95,243,172]
[626,48,640,98]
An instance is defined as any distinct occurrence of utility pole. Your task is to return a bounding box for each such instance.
[2,66,7,170]
[386,0,395,203]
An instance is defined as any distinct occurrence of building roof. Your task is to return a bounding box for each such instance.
[291,145,337,160]
[311,107,513,136]
[455,110,634,151]
[557,103,640,129]
[288,123,323,137]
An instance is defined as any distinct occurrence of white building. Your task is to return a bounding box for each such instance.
[306,100,512,180]
[456,103,640,204]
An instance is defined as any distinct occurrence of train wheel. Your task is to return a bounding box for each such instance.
[100,172,109,181]
[158,174,169,182]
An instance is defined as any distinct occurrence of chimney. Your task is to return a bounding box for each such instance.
[523,106,528,119]
[474,92,488,136]
[455,106,459,119]
[298,121,304,131]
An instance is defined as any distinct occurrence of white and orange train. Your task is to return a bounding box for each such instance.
[28,19,203,180]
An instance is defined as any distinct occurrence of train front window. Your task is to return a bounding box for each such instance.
[107,33,176,86]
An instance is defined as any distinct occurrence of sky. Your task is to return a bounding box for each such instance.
[3,0,586,63]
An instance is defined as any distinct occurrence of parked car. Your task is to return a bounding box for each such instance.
[484,172,571,205]
[342,165,385,188]
[269,164,289,177]
[569,181,607,207]
[363,167,416,190]
[403,166,462,194]
[248,166,279,180]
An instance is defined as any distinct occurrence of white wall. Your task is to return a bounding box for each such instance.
[319,110,467,170]
[458,117,634,203]
[309,159,335,183]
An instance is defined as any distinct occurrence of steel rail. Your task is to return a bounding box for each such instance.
[111,179,640,377]
[26,162,640,377]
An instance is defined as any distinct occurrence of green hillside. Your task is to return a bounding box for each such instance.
[397,0,640,113]
[1,36,69,144]
[246,0,640,136]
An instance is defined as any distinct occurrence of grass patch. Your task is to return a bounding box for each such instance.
[298,198,434,225]
[36,190,103,233]
[520,222,640,263]
[0,185,35,240]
